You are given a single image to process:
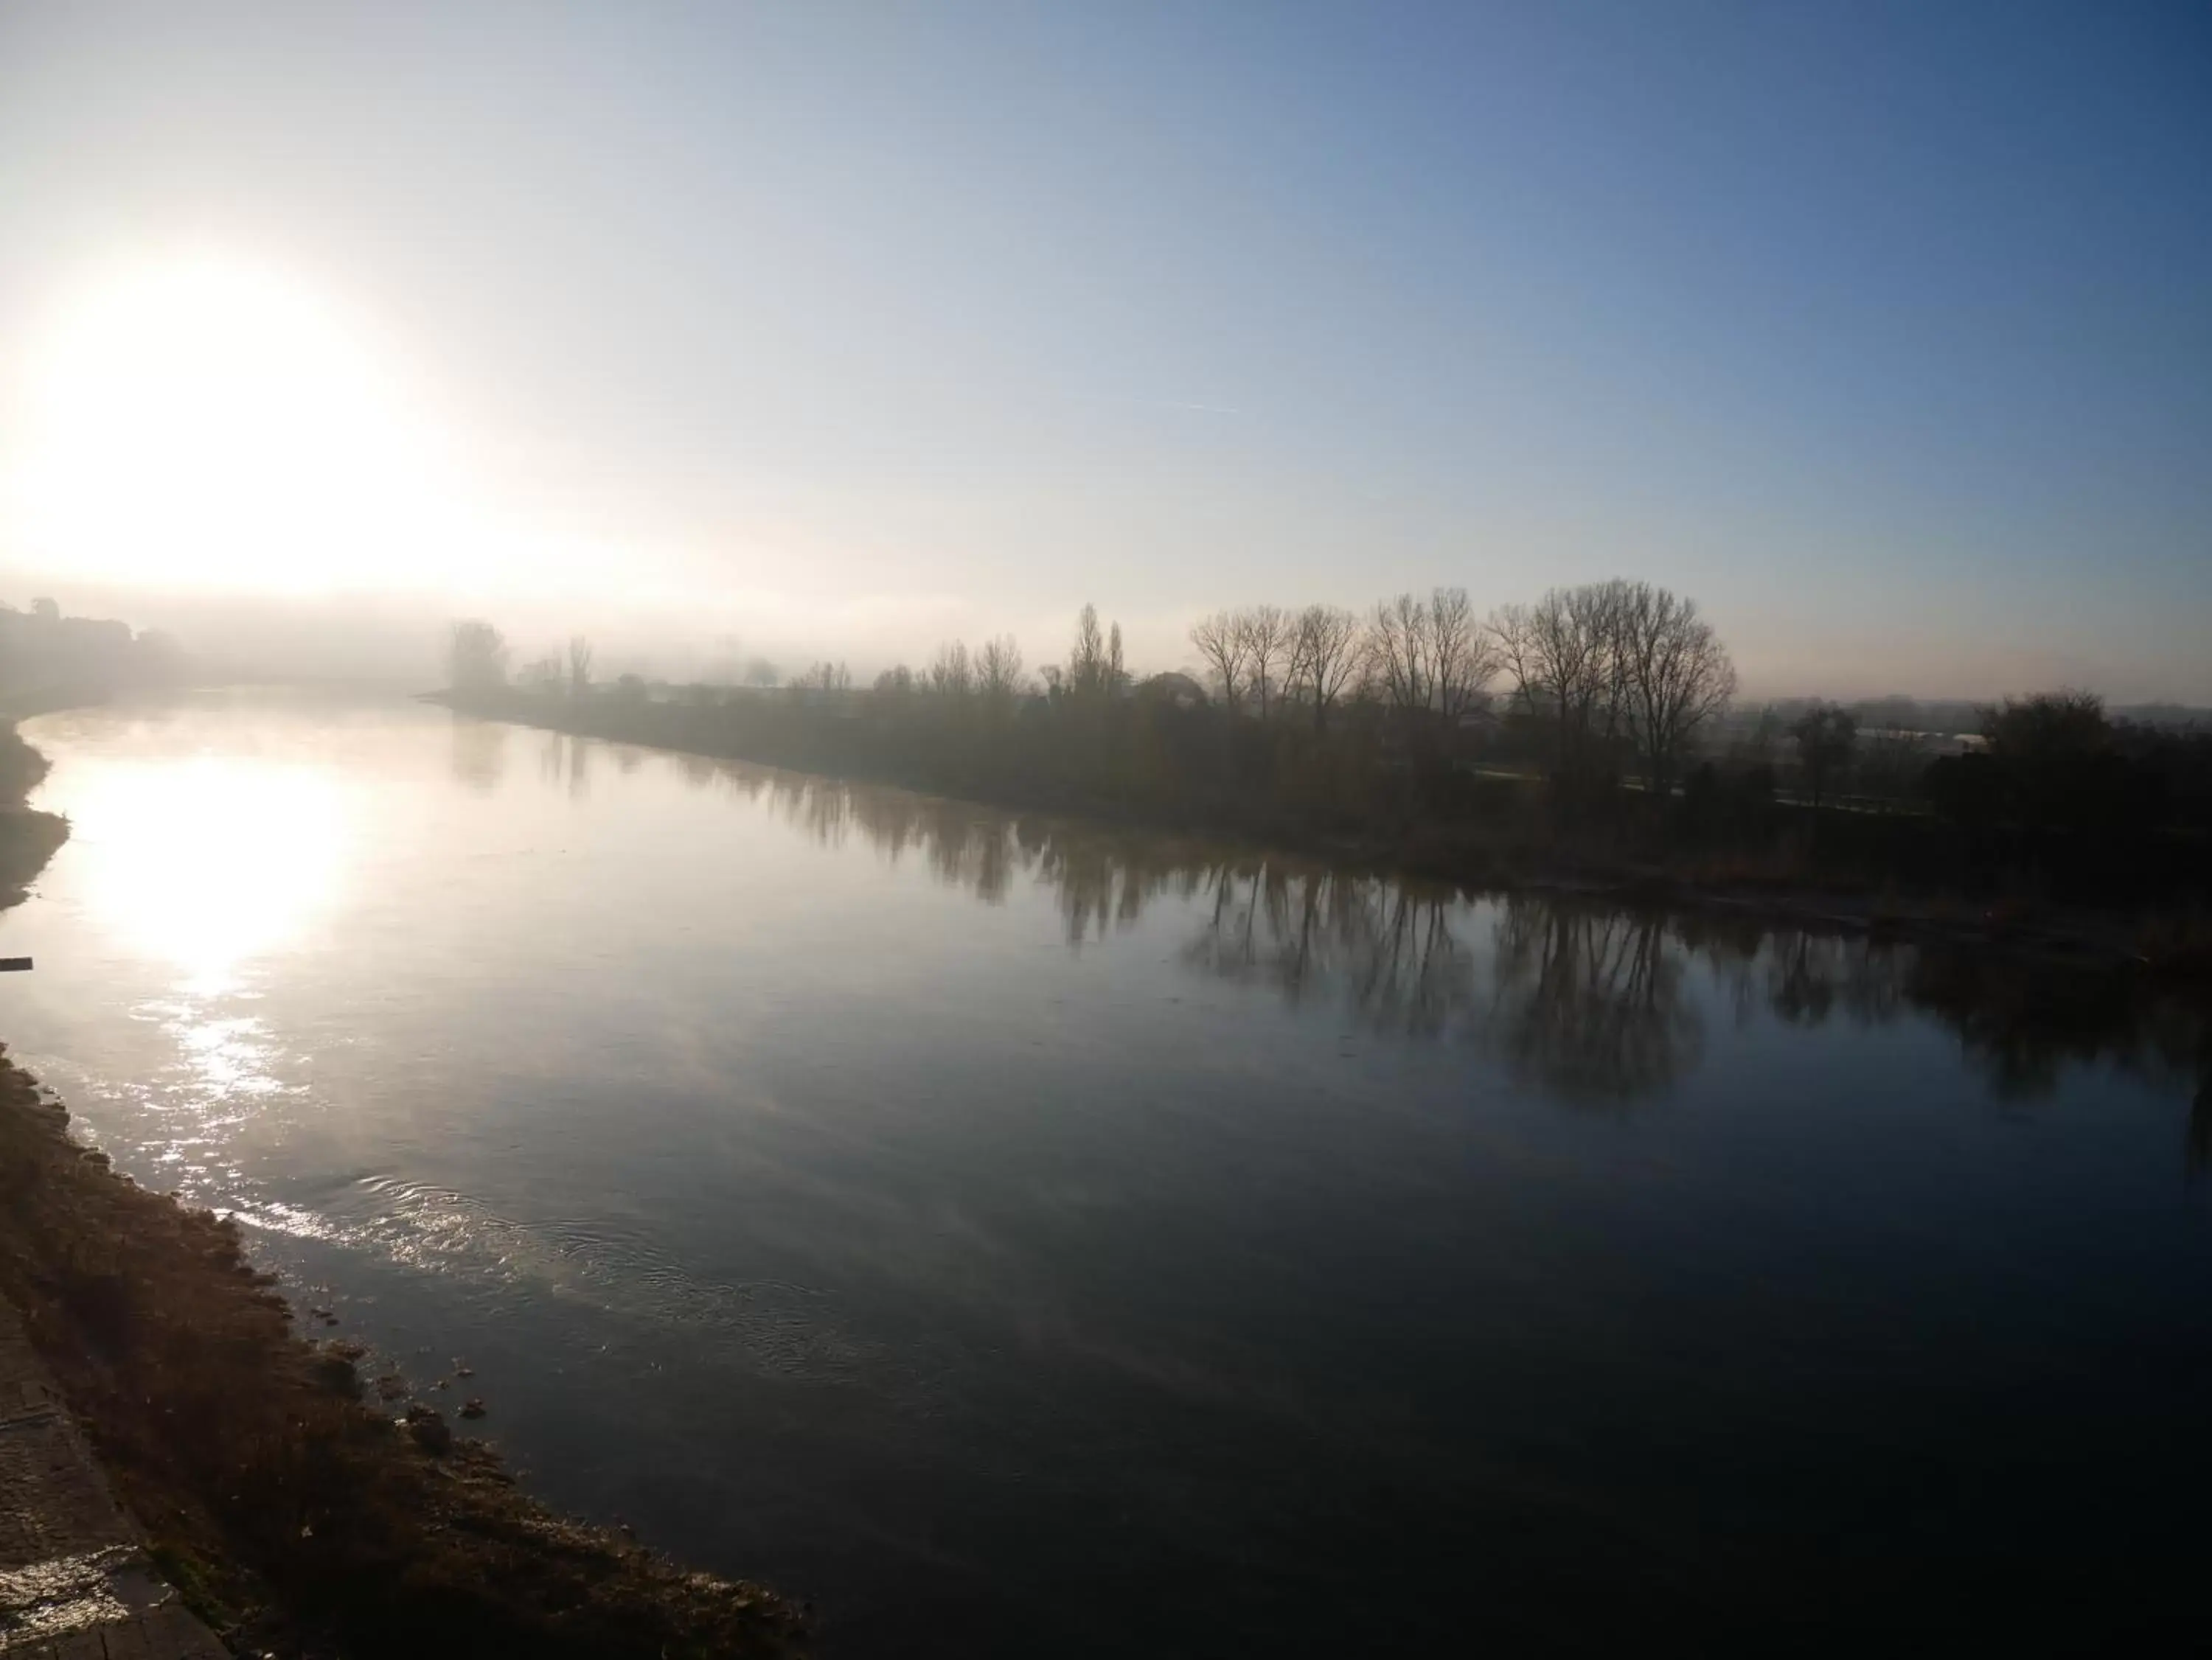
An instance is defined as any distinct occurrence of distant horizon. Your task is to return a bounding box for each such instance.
[4,4,2208,702]
[6,574,2206,719]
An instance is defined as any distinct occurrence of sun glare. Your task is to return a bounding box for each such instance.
[68,754,350,994]
[12,253,476,596]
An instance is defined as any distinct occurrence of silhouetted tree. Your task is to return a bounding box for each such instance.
[1615,581,1736,799]
[1492,583,1629,799]
[445,619,509,691]
[1241,604,1295,719]
[1189,610,1252,713]
[1978,689,2138,838]
[1366,589,1495,720]
[1366,592,1433,716]
[976,635,1025,705]
[1790,702,1858,815]
[1288,604,1363,732]
[567,635,594,696]
[1068,604,1112,700]
[930,641,973,698]
[1985,688,2110,762]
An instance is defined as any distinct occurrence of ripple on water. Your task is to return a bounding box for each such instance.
[237,1174,878,1382]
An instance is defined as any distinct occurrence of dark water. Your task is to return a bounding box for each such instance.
[3,691,2206,1653]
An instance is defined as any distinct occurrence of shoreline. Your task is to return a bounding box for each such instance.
[0,720,69,911]
[430,689,2211,986]
[0,1054,806,1657]
[0,711,806,1656]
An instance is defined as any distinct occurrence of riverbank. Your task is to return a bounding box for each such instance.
[0,724,69,911]
[0,715,806,1656]
[0,1054,805,1657]
[431,690,2211,984]
[0,1265,229,1654]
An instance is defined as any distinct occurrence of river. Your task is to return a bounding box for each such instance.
[2,689,2206,1654]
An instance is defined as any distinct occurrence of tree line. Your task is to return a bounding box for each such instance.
[443,583,2209,910]
[452,579,1737,792]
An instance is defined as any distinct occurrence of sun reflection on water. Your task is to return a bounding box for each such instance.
[69,755,350,995]
[58,756,352,1199]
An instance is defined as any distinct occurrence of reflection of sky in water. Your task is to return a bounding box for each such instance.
[8,696,2202,1319]
[0,693,2205,1659]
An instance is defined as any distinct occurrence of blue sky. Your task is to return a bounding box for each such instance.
[1,1,2205,697]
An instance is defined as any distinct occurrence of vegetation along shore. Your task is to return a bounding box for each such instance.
[437,584,2212,980]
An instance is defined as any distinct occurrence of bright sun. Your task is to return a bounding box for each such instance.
[11,253,476,596]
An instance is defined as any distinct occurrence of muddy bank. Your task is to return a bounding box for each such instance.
[0,724,68,910]
[0,1053,805,1658]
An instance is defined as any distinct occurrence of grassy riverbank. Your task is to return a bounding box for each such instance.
[0,715,804,1656]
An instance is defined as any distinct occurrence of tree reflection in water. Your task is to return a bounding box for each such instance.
[654,751,2207,1129]
[445,716,508,794]
[1181,864,1473,1036]
[1481,902,1700,1105]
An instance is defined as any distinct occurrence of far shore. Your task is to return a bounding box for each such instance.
[428,687,2212,986]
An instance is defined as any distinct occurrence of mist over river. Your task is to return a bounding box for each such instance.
[3,690,2205,1655]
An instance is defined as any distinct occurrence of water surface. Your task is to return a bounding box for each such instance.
[3,691,2206,1653]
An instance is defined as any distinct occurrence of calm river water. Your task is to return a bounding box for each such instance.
[4,691,2207,1653]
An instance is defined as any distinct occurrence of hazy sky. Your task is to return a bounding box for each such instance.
[1,1,2207,697]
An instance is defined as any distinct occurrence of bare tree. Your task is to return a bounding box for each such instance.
[446,619,509,691]
[1488,602,1539,717]
[1288,604,1363,732]
[976,635,1026,703]
[1240,604,1295,719]
[1189,610,1252,713]
[1615,582,1736,798]
[1365,593,1432,715]
[1363,588,1492,719]
[930,640,973,697]
[1426,586,1498,719]
[1492,584,1629,789]
[567,635,594,697]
